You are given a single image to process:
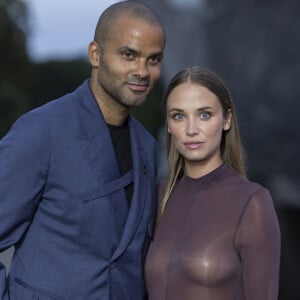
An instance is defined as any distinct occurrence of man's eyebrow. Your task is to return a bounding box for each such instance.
[151,52,164,58]
[117,46,163,59]
[117,46,139,55]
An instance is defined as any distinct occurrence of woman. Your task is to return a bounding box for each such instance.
[145,67,280,300]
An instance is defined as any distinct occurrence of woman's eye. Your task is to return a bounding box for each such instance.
[173,113,184,120]
[199,111,211,119]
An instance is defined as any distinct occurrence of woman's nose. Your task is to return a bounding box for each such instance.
[186,119,199,136]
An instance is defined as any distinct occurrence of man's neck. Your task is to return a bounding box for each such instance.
[89,80,129,126]
[99,100,129,126]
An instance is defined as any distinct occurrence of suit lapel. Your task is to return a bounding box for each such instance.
[111,117,149,260]
[81,124,120,184]
[73,82,149,259]
[75,80,120,183]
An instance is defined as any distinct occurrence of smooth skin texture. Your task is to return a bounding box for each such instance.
[89,15,165,126]
[167,82,232,178]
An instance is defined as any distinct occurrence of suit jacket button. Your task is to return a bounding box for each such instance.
[109,262,116,269]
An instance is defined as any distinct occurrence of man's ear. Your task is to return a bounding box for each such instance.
[88,41,101,67]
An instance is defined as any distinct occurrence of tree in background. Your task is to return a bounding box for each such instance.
[0,0,33,137]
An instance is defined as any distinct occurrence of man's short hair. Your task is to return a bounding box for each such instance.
[94,1,165,46]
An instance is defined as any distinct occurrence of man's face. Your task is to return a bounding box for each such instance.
[95,16,165,108]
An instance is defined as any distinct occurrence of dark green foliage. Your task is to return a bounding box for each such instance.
[0,1,90,137]
[29,59,91,107]
[0,0,33,137]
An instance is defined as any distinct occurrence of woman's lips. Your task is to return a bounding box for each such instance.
[184,142,203,150]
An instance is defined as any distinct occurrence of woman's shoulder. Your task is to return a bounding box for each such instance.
[225,166,267,189]
[222,166,272,205]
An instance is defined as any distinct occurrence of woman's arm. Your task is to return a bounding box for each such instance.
[235,187,281,300]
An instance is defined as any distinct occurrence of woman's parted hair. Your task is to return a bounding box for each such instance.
[160,66,246,215]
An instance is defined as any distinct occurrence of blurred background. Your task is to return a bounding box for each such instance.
[0,0,299,298]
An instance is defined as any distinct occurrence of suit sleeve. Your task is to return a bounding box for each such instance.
[0,112,51,299]
[235,188,281,300]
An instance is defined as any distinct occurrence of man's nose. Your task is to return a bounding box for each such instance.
[134,60,150,78]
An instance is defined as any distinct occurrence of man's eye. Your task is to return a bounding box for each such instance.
[123,52,134,59]
[149,55,162,65]
[199,111,211,120]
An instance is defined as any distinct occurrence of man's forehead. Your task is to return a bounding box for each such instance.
[113,14,162,30]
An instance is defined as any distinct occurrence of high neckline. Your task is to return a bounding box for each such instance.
[182,163,233,191]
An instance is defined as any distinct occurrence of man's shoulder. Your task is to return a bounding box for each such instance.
[4,82,88,140]
[36,81,87,113]
[20,81,90,125]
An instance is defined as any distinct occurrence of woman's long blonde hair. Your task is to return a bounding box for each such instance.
[160,67,246,216]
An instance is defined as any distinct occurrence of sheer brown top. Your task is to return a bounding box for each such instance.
[145,164,280,300]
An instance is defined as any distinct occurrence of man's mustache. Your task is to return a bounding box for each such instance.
[128,76,150,85]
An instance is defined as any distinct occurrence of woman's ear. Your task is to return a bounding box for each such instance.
[88,41,101,67]
[223,109,232,131]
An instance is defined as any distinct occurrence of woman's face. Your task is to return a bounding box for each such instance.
[166,82,231,178]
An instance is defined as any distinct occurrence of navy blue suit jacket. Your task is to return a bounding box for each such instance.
[0,80,157,299]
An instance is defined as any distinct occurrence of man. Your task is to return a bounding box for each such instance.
[0,1,165,299]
